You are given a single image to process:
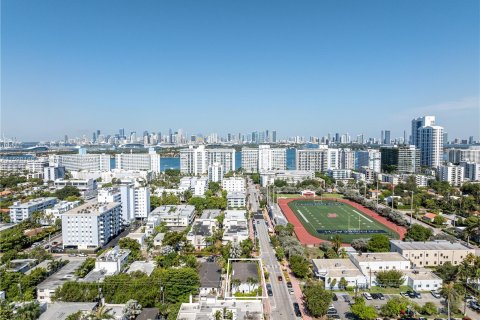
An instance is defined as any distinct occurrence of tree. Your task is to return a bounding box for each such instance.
[86,305,114,320]
[441,282,460,319]
[433,215,446,226]
[435,262,459,282]
[303,281,333,317]
[55,186,81,200]
[331,235,342,254]
[208,182,221,194]
[239,238,254,258]
[421,302,438,316]
[339,277,348,290]
[367,234,390,252]
[375,270,404,288]
[14,301,42,320]
[118,238,142,262]
[351,238,368,252]
[289,255,310,278]
[380,296,410,317]
[350,296,378,320]
[275,247,285,260]
[75,258,96,277]
[122,299,142,320]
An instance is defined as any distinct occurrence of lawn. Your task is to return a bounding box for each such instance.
[288,200,399,243]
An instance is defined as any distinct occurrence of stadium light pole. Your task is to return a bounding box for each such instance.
[404,190,414,225]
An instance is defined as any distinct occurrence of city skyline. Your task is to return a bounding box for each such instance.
[1,0,479,141]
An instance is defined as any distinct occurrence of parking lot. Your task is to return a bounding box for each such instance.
[330,291,461,320]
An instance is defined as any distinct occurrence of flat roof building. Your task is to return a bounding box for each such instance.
[390,240,475,267]
[37,259,85,303]
[150,205,196,227]
[9,197,58,223]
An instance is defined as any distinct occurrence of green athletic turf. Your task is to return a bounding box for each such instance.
[288,200,399,243]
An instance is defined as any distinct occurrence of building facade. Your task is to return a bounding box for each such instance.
[9,197,58,223]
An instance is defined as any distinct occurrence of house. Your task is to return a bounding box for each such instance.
[187,220,217,250]
[223,210,249,245]
[38,302,97,320]
[312,259,367,290]
[199,262,222,297]
[422,212,437,223]
[5,259,37,273]
[126,232,146,247]
[37,259,85,303]
[136,308,160,320]
[127,261,156,276]
[231,262,259,294]
[226,192,246,208]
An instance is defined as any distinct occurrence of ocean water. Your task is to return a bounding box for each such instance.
[110,149,296,172]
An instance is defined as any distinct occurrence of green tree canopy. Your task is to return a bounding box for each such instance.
[350,296,378,320]
[367,234,390,252]
[405,224,433,241]
[303,281,333,317]
[55,186,81,200]
[375,270,405,288]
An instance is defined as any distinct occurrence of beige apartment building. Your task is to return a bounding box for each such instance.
[390,240,475,267]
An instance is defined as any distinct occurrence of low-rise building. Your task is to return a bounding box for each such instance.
[5,259,37,273]
[187,219,217,250]
[9,197,58,223]
[54,178,98,199]
[127,261,155,276]
[222,177,246,193]
[153,232,165,247]
[37,259,85,303]
[199,262,222,297]
[390,240,475,267]
[126,232,146,247]
[44,200,80,225]
[43,165,66,183]
[226,191,246,208]
[260,170,315,187]
[94,246,130,275]
[404,269,443,291]
[150,205,196,227]
[312,258,367,290]
[38,302,97,320]
[176,300,264,320]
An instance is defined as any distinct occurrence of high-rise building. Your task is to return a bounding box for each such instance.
[9,197,58,223]
[339,148,355,170]
[384,130,391,145]
[355,149,381,173]
[460,162,480,181]
[272,130,277,143]
[208,163,224,182]
[206,148,236,173]
[380,145,420,173]
[241,145,286,173]
[411,116,435,146]
[448,146,480,164]
[418,125,444,168]
[115,148,161,173]
[438,163,464,187]
[180,145,208,175]
[61,202,122,249]
[50,152,111,172]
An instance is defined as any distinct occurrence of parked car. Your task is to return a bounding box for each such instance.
[277,275,283,281]
[293,303,302,317]
[328,315,340,319]
[363,292,373,300]
[431,290,441,298]
[343,295,351,303]
[400,292,409,297]
[377,293,385,300]
[469,301,480,312]
[332,293,338,301]
[286,281,293,288]
[326,309,337,316]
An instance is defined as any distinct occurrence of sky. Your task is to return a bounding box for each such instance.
[1,0,479,141]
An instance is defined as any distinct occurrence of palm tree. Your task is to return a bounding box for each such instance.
[338,248,348,259]
[86,305,114,320]
[231,278,241,293]
[441,282,459,319]
[332,235,342,254]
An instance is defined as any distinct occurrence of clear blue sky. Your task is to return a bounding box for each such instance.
[1,0,479,141]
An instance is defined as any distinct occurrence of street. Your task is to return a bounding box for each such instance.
[248,180,297,319]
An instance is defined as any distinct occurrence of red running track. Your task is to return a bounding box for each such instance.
[278,197,407,246]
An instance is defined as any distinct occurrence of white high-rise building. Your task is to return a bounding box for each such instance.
[355,149,381,173]
[296,147,328,172]
[460,162,480,181]
[208,162,224,182]
[61,202,122,250]
[98,183,150,222]
[43,166,66,182]
[327,148,340,170]
[0,157,48,173]
[448,146,480,164]
[438,163,464,187]
[241,145,286,173]
[411,116,436,146]
[50,153,111,171]
[418,125,444,168]
[115,148,161,173]
[339,148,355,170]
[180,145,208,175]
[206,148,236,173]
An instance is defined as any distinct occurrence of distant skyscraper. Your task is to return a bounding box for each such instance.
[92,132,97,143]
[119,128,125,138]
[64,135,68,144]
[335,133,340,143]
[272,130,277,143]
[381,130,384,145]
[384,130,391,145]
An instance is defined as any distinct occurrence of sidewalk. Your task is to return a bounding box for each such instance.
[284,264,313,320]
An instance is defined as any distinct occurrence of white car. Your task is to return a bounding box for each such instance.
[363,292,373,300]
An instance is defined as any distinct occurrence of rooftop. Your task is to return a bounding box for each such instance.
[9,197,57,208]
[177,300,263,320]
[188,222,214,237]
[38,302,97,320]
[390,240,473,251]
[404,269,442,281]
[227,191,246,198]
[232,262,259,283]
[62,201,120,216]
[224,210,246,220]
[200,209,221,220]
[37,259,85,291]
[127,261,155,276]
[312,258,364,278]
[150,205,195,217]
[199,262,222,289]
[351,252,409,263]
[96,246,130,262]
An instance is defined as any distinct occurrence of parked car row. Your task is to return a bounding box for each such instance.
[400,290,422,299]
